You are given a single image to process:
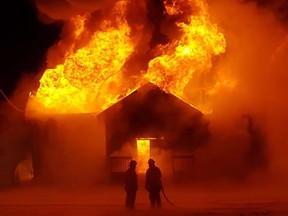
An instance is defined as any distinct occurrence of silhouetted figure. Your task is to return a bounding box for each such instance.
[124,160,138,209]
[145,158,162,208]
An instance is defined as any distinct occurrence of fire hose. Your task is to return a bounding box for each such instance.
[161,183,191,211]
[161,182,177,207]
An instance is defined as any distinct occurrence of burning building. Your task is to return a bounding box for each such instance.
[1,0,287,192]
[25,81,209,184]
[100,82,209,178]
[22,0,244,184]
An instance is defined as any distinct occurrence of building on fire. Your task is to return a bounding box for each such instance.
[23,82,210,184]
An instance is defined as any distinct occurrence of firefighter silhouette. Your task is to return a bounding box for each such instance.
[124,160,138,209]
[145,158,162,208]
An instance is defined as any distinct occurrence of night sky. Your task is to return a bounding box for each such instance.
[0,0,61,100]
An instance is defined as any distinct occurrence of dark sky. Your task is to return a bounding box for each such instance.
[0,0,61,100]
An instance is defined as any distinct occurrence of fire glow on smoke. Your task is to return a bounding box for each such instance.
[32,0,230,114]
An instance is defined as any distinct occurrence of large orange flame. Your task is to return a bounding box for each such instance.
[28,0,231,115]
[145,1,226,106]
[34,1,136,114]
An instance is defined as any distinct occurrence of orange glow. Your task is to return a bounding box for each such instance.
[207,76,237,96]
[164,1,183,16]
[145,0,226,105]
[30,0,231,115]
[136,139,151,173]
[35,2,136,114]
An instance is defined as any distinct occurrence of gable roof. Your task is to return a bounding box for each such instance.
[98,82,202,117]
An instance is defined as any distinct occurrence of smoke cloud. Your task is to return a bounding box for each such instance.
[189,0,288,184]
[34,0,118,22]
[0,74,37,187]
